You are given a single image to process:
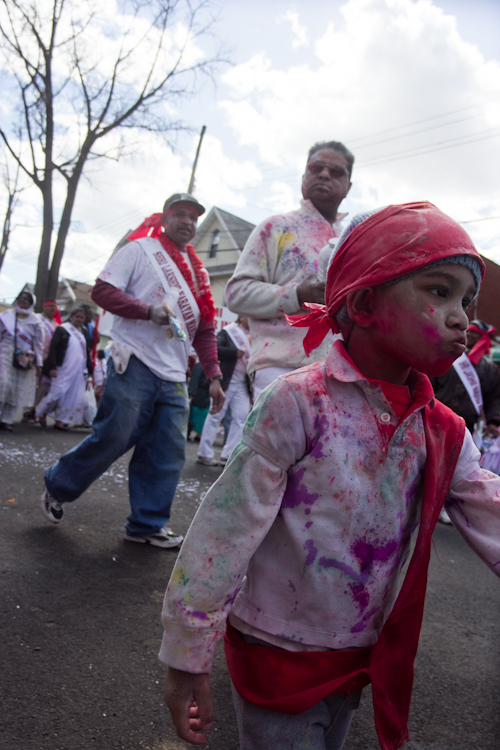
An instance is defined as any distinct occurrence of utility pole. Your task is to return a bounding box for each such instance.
[187,125,206,194]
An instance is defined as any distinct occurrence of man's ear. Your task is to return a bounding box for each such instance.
[346,288,377,327]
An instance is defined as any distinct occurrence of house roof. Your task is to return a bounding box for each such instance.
[194,207,255,251]
[22,278,96,309]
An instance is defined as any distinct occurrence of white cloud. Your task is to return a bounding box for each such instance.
[0,271,14,286]
[279,9,309,50]
[264,181,297,213]
[2,0,500,300]
[220,0,500,255]
[194,134,262,209]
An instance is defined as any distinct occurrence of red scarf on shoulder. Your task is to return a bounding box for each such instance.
[225,400,465,750]
[128,213,216,323]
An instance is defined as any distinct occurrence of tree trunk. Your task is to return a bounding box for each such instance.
[34,39,55,311]
[34,180,54,310]
[0,191,15,272]
[47,147,90,299]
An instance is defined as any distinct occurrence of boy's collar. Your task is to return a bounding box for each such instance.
[325,339,435,407]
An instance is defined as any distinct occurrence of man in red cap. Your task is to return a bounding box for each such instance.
[160,202,500,750]
[40,193,224,549]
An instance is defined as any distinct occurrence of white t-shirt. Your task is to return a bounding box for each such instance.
[98,238,200,382]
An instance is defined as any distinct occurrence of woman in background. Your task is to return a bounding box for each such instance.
[0,290,44,431]
[36,307,93,430]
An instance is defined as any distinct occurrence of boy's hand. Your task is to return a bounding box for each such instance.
[164,667,213,745]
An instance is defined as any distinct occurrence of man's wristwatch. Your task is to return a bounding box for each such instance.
[208,376,223,384]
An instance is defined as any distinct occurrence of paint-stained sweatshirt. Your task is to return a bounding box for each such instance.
[225,200,345,374]
[160,341,500,673]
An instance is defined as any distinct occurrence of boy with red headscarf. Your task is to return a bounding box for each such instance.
[160,202,500,750]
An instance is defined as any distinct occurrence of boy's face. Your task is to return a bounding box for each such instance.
[368,263,476,378]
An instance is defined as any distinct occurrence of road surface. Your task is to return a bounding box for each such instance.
[1,423,499,749]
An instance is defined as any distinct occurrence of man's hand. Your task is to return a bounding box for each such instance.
[209,380,225,414]
[164,668,213,745]
[36,366,42,378]
[297,274,326,307]
[148,303,170,326]
[236,349,245,359]
[49,369,57,379]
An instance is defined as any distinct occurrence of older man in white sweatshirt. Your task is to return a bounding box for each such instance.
[226,140,353,399]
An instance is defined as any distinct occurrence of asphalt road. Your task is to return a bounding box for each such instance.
[1,422,499,750]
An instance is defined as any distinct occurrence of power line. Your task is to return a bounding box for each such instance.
[352,112,483,151]
[460,216,500,224]
[356,128,500,168]
[346,102,491,144]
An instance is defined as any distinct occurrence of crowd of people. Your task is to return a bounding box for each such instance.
[0,294,97,432]
[1,139,500,750]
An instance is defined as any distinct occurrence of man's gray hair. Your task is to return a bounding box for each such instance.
[307,141,355,177]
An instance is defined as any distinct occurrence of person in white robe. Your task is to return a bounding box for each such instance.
[0,291,44,431]
[197,317,252,466]
[23,299,61,423]
[36,308,92,430]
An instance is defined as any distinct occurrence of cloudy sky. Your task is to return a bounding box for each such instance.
[1,0,499,303]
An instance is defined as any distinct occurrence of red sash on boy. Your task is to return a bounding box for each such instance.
[225,400,465,750]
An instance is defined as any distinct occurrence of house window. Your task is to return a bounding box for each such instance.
[209,229,220,258]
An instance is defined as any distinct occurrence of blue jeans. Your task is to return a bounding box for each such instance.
[45,356,189,535]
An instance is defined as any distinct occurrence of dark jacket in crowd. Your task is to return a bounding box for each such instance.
[43,326,94,378]
[430,355,500,433]
[217,327,251,395]
[188,362,210,410]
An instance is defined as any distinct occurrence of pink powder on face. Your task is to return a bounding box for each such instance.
[422,321,442,344]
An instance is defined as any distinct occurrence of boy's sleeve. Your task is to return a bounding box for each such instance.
[159,379,307,673]
[225,220,302,318]
[445,430,500,572]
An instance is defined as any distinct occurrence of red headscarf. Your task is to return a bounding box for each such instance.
[467,321,496,364]
[287,201,485,356]
[43,299,62,325]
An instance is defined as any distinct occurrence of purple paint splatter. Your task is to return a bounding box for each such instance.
[304,539,318,565]
[191,611,209,621]
[282,466,320,508]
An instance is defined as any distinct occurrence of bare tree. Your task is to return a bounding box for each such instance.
[0,148,27,272]
[0,0,225,307]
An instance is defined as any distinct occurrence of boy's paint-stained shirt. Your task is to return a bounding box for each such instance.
[160,341,500,673]
[225,199,345,374]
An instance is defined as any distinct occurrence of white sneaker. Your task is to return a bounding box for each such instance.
[196,456,219,466]
[124,526,183,549]
[219,457,228,466]
[40,488,64,524]
[439,508,452,524]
